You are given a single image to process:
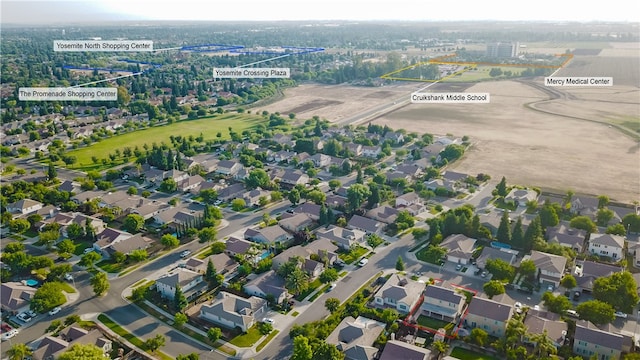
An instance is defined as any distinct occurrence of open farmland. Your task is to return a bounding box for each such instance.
[66,113,264,171]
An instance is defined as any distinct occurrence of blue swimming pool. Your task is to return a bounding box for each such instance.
[25,279,38,287]
[491,241,511,250]
[258,250,271,260]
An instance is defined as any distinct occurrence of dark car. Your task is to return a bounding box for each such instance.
[517,287,534,295]
[573,291,581,300]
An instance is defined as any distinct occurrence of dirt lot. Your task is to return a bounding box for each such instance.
[373,80,640,203]
[261,49,639,203]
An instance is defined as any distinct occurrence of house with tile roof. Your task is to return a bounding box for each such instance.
[378,340,432,360]
[326,316,385,360]
[523,311,568,349]
[6,198,43,215]
[575,260,622,292]
[347,215,384,235]
[464,297,514,337]
[155,268,205,301]
[573,320,624,360]
[32,327,112,360]
[588,233,625,260]
[440,234,477,265]
[527,250,567,287]
[243,270,289,304]
[244,225,293,246]
[200,291,267,332]
[0,282,35,313]
[420,284,465,323]
[373,275,424,314]
[316,225,366,250]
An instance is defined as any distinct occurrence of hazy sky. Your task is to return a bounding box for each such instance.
[2,0,639,24]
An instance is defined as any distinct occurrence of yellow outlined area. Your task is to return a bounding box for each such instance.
[380,53,573,82]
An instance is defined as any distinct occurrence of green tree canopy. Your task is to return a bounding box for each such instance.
[485,258,515,281]
[592,271,639,313]
[90,272,110,296]
[483,280,505,298]
[560,274,577,289]
[122,214,145,233]
[292,335,313,360]
[58,344,104,360]
[541,291,572,314]
[31,282,66,312]
[576,300,615,324]
[161,234,180,248]
[569,216,597,233]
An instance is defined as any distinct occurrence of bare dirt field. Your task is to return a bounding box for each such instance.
[258,82,424,121]
[372,80,640,203]
[261,47,639,203]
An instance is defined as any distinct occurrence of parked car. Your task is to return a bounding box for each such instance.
[180,250,192,258]
[614,311,628,318]
[357,258,369,267]
[1,329,18,341]
[565,309,579,318]
[480,271,487,278]
[64,273,74,281]
[329,283,337,291]
[17,313,32,322]
[455,264,462,271]
[514,302,523,313]
[263,318,275,325]
[48,307,61,316]
[26,310,37,318]
[573,291,581,301]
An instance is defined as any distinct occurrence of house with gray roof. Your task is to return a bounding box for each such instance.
[6,198,43,215]
[225,237,257,258]
[316,225,366,250]
[33,326,112,360]
[326,316,385,360]
[291,202,322,221]
[421,284,465,322]
[575,260,622,292]
[278,213,314,232]
[217,183,246,201]
[588,233,625,260]
[571,196,599,217]
[243,270,289,304]
[464,297,513,337]
[573,320,623,360]
[523,311,568,349]
[373,275,424,314]
[108,233,153,256]
[476,247,516,270]
[347,215,384,235]
[244,225,293,246]
[155,268,205,301]
[440,234,477,265]
[526,250,567,287]
[216,160,243,176]
[200,291,267,332]
[378,340,432,360]
[0,282,35,313]
[365,205,399,224]
[279,169,309,187]
[547,223,586,253]
[505,188,538,207]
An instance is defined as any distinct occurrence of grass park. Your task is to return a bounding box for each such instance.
[450,347,501,360]
[65,113,265,172]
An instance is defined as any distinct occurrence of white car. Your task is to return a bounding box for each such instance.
[357,258,369,267]
[180,250,192,258]
[263,318,275,325]
[565,309,579,318]
[514,302,523,313]
[614,311,628,318]
[48,307,61,316]
[64,273,74,281]
[533,305,540,311]
[1,329,18,341]
[329,283,337,291]
[17,313,32,322]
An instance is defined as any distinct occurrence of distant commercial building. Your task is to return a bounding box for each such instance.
[486,42,519,58]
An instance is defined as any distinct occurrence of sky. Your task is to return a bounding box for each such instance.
[2,0,640,24]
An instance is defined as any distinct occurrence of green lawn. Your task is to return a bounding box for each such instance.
[96,259,127,273]
[65,113,265,171]
[295,278,322,301]
[255,330,279,352]
[97,314,172,360]
[56,281,76,293]
[228,325,263,347]
[416,315,452,331]
[450,347,501,360]
[338,245,369,264]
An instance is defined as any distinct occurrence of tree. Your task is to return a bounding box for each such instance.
[495,176,508,197]
[292,335,313,360]
[174,285,188,311]
[313,341,344,360]
[207,327,222,343]
[176,354,200,360]
[623,213,640,233]
[395,256,405,271]
[245,169,271,189]
[306,190,326,205]
[288,189,301,205]
[569,216,597,233]
[541,291,572,314]
[286,268,309,296]
[231,198,246,211]
[57,239,76,255]
[592,271,640,313]
[79,251,101,268]
[576,300,615,324]
[522,216,543,252]
[9,218,30,234]
[161,234,180,248]
[328,179,341,191]
[258,321,273,335]
[346,184,370,212]
[530,330,557,358]
[483,280,505,298]
[606,223,627,236]
[560,274,577,289]
[469,328,489,347]
[496,210,511,243]
[58,344,104,360]
[211,241,226,254]
[31,283,66,312]
[174,312,188,328]
[145,334,166,352]
[598,195,610,209]
[90,272,110,296]
[485,258,515,281]
[38,229,60,249]
[366,234,384,249]
[66,223,85,241]
[123,214,145,233]
[129,249,148,261]
[47,263,72,282]
[511,217,524,248]
[596,208,615,227]
[47,161,57,181]
[540,203,559,228]
[319,268,339,283]
[325,297,341,313]
[431,340,449,359]
[159,178,177,193]
[7,343,33,360]
[519,259,536,278]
